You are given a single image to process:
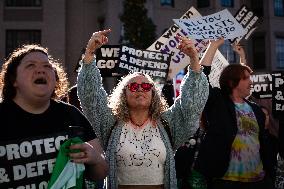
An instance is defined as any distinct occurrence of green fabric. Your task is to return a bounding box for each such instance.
[188,170,207,189]
[47,137,85,189]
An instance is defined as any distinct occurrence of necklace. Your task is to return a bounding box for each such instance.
[130,118,149,127]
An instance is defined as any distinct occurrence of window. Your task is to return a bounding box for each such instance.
[274,0,284,16]
[5,0,42,7]
[251,0,263,17]
[276,37,284,68]
[160,0,174,7]
[252,36,266,69]
[6,30,41,57]
[197,0,210,8]
[221,0,234,7]
[219,40,236,63]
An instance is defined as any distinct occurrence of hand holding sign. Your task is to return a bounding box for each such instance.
[84,29,111,64]
[176,35,200,72]
[200,38,224,67]
[210,37,225,49]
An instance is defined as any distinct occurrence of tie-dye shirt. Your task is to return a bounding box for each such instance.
[222,102,265,182]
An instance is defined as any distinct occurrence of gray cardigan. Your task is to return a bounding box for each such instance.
[77,60,209,189]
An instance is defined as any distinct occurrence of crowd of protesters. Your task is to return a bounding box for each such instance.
[0,26,282,189]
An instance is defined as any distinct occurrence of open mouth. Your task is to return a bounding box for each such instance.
[34,78,47,84]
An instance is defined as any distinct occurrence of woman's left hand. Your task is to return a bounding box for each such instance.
[69,142,99,165]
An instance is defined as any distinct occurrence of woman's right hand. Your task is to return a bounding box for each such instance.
[84,29,111,64]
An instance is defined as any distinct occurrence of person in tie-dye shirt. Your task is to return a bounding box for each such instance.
[193,39,276,189]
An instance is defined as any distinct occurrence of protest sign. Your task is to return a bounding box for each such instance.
[74,45,121,77]
[229,5,259,44]
[116,45,171,83]
[250,72,274,99]
[95,45,121,76]
[147,6,209,79]
[173,9,246,40]
[148,6,230,88]
[208,50,230,88]
[173,69,185,98]
[272,72,284,118]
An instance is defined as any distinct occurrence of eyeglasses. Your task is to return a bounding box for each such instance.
[127,82,153,92]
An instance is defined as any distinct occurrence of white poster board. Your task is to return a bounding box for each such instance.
[209,51,230,88]
[173,9,246,40]
[147,7,209,79]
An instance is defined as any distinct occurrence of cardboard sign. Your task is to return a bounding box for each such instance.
[229,5,259,44]
[250,73,274,99]
[148,6,230,87]
[95,45,121,76]
[147,6,209,79]
[272,72,284,118]
[74,45,121,77]
[208,51,230,88]
[173,9,246,40]
[116,46,171,83]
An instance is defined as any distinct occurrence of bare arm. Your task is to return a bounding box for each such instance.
[200,38,224,66]
[232,42,246,64]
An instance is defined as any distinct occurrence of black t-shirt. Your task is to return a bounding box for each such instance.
[0,99,96,188]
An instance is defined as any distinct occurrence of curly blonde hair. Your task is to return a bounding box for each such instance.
[108,72,169,122]
[0,44,69,101]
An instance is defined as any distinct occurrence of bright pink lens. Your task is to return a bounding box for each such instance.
[127,82,153,92]
[128,83,139,92]
[141,83,153,92]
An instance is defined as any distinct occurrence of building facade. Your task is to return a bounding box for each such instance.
[0,0,284,86]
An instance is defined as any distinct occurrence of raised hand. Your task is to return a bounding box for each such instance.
[232,41,244,55]
[176,35,200,72]
[232,41,246,64]
[200,38,224,67]
[84,29,111,64]
[209,37,225,48]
